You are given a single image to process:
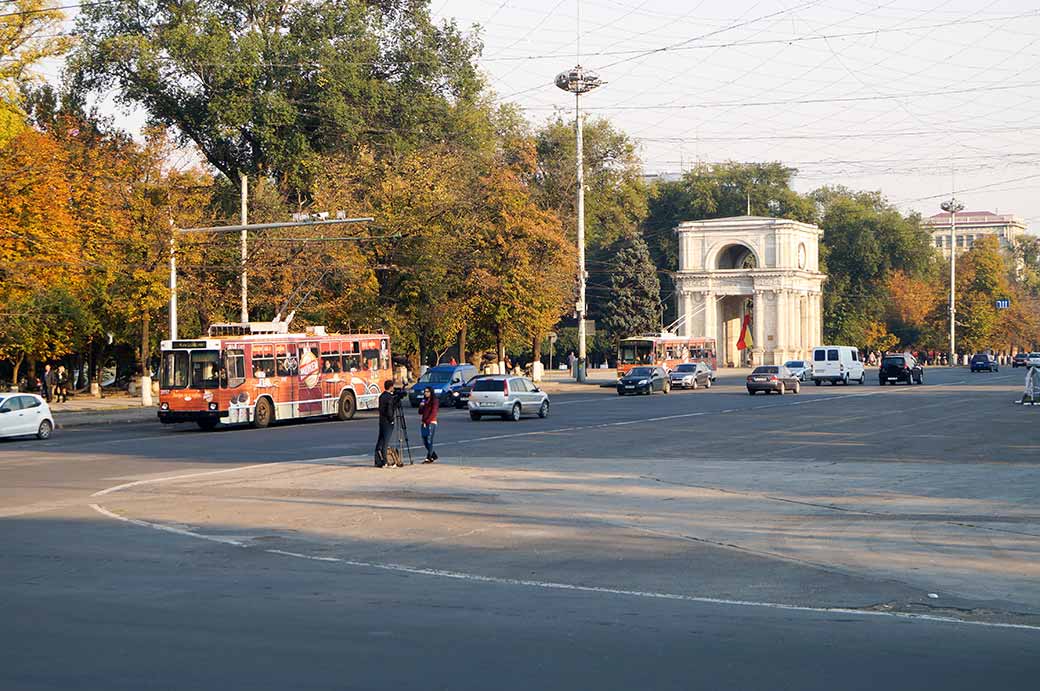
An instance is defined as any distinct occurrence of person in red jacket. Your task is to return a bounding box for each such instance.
[418,387,439,463]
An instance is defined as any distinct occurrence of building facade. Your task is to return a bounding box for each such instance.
[923,210,1025,258]
[673,216,826,368]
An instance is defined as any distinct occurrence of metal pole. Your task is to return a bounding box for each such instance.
[239,171,249,323]
[575,90,587,383]
[168,233,177,340]
[949,210,956,365]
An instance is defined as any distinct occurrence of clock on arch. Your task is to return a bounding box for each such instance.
[797,243,807,270]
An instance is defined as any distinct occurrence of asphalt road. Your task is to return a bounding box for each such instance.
[2,367,1038,689]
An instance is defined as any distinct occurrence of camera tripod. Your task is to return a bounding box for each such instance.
[389,397,414,466]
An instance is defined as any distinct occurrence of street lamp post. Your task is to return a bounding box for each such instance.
[941,197,964,365]
[555,65,602,383]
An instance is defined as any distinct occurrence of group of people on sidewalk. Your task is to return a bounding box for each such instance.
[374,380,439,468]
[39,364,71,404]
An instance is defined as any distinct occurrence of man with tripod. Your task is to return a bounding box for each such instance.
[375,380,396,468]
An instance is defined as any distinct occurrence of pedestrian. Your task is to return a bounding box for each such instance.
[374,379,396,468]
[42,364,54,403]
[418,386,439,463]
[567,351,576,375]
[55,365,69,403]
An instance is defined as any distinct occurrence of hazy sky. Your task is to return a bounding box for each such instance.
[40,1,1040,232]
[431,0,1040,231]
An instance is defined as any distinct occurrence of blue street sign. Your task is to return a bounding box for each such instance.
[996,298,1011,310]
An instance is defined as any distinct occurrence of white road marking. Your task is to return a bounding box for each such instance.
[87,496,1040,632]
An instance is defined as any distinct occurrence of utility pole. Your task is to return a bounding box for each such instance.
[168,232,177,341]
[239,171,249,323]
[941,197,964,365]
[555,13,602,383]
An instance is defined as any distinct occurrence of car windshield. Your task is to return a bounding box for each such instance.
[418,370,452,384]
[675,364,697,373]
[785,361,804,368]
[752,367,778,374]
[472,379,506,392]
[628,367,654,377]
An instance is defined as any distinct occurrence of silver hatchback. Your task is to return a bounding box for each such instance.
[468,376,549,421]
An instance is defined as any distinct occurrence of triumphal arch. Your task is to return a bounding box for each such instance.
[673,216,826,367]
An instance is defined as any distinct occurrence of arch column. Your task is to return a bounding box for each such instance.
[776,290,788,361]
[753,290,765,364]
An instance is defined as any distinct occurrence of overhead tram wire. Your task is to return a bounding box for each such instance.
[0,0,118,19]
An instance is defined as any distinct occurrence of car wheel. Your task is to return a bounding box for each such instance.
[196,418,218,431]
[879,379,885,386]
[691,378,698,390]
[470,412,482,421]
[747,389,755,395]
[617,391,625,396]
[705,378,712,389]
[792,382,800,394]
[36,419,53,440]
[509,403,521,421]
[842,375,849,386]
[662,381,670,394]
[778,383,785,396]
[858,374,866,385]
[336,391,357,421]
[253,397,274,428]
[538,400,549,418]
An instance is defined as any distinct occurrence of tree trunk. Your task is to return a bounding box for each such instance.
[495,324,505,374]
[457,325,467,366]
[140,310,151,376]
[11,355,23,391]
[532,334,542,364]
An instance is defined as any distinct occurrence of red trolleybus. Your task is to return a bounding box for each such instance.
[158,322,391,430]
[616,335,717,376]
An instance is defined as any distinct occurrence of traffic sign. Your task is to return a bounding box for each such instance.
[996,298,1011,310]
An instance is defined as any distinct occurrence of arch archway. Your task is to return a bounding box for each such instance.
[714,243,759,270]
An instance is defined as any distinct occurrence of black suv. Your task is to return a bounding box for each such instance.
[970,352,999,373]
[879,353,923,385]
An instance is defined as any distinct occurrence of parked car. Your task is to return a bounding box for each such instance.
[451,373,499,409]
[668,362,713,390]
[746,366,801,395]
[0,393,53,440]
[784,360,811,382]
[811,345,865,385]
[408,363,478,407]
[970,352,999,372]
[878,352,923,385]
[1028,352,1040,368]
[1012,352,1030,368]
[468,376,549,421]
[617,366,670,396]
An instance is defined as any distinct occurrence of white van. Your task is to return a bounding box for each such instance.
[811,345,865,385]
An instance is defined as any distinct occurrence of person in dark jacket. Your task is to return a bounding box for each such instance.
[42,364,54,403]
[375,379,396,468]
[418,386,439,463]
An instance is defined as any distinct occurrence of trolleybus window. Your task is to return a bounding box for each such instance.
[252,345,275,378]
[322,347,341,373]
[362,347,380,371]
[161,351,189,389]
[619,340,653,365]
[190,350,221,389]
[223,349,245,388]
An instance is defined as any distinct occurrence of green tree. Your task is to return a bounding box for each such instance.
[811,187,938,346]
[71,0,486,196]
[532,115,650,251]
[600,234,661,342]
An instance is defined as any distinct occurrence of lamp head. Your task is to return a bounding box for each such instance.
[555,65,603,94]
[940,198,964,213]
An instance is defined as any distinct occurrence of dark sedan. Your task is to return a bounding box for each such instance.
[970,352,999,373]
[879,353,923,385]
[1013,352,1030,368]
[746,366,801,395]
[617,366,670,396]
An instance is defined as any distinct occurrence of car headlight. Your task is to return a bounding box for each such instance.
[638,379,648,385]
[684,375,693,381]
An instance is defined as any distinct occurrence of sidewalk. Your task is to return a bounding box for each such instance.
[47,393,157,429]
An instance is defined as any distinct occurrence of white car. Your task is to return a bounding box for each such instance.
[468,376,549,421]
[0,393,54,440]
[1028,352,1040,367]
[784,360,811,382]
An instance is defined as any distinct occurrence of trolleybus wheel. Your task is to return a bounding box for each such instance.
[253,398,274,429]
[337,391,357,421]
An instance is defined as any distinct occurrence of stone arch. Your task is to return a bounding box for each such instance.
[712,242,760,270]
